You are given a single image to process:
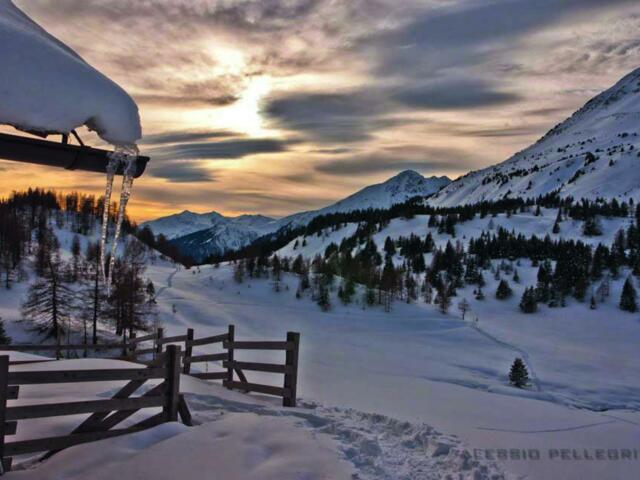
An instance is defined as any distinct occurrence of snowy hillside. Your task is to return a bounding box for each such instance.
[431,66,640,206]
[145,171,450,261]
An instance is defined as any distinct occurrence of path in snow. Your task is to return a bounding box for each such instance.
[469,322,542,392]
[184,393,512,480]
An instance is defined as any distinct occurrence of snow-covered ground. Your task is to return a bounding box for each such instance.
[139,258,640,480]
[4,356,506,480]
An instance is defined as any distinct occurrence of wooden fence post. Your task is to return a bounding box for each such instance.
[226,325,234,389]
[283,332,300,407]
[155,327,164,358]
[163,345,181,422]
[183,328,193,375]
[0,355,9,474]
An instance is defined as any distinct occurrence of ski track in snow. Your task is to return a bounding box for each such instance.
[184,393,512,480]
[155,266,180,298]
[475,420,617,434]
[469,323,542,393]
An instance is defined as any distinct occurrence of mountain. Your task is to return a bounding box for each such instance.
[143,170,450,261]
[430,66,640,206]
[277,170,451,229]
[141,211,275,241]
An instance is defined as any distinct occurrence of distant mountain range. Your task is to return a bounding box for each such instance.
[142,171,451,261]
[430,66,640,206]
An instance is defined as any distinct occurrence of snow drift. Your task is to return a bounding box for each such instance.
[0,0,141,146]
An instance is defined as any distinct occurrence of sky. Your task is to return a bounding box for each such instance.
[4,0,640,221]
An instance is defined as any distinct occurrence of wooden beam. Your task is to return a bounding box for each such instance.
[223,361,291,374]
[5,423,158,457]
[183,353,227,364]
[0,356,8,474]
[191,372,227,380]
[163,345,181,422]
[223,341,294,351]
[6,396,164,421]
[8,367,165,385]
[187,333,228,347]
[0,132,149,178]
[183,329,194,375]
[283,332,300,408]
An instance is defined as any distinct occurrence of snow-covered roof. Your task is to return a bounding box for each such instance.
[0,0,141,147]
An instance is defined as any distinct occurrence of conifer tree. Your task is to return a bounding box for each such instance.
[233,260,245,284]
[22,241,73,340]
[620,277,638,312]
[70,234,81,282]
[317,283,331,311]
[519,287,537,313]
[495,279,513,300]
[509,358,529,388]
[0,318,11,344]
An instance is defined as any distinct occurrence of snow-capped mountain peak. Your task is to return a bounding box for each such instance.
[431,65,640,207]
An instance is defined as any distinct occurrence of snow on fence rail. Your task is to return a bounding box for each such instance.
[0,346,190,475]
[0,325,301,408]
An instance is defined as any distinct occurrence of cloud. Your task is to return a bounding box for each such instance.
[150,161,217,183]
[263,91,394,142]
[392,79,521,110]
[149,138,291,161]
[141,130,241,145]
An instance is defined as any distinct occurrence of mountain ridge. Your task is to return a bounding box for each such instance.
[142,170,451,261]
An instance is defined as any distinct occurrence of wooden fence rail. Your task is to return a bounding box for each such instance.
[1,325,301,408]
[0,345,189,475]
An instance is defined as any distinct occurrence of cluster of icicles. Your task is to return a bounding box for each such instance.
[99,145,138,292]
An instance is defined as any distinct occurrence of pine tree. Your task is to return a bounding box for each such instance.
[70,234,81,282]
[104,240,154,340]
[582,217,602,236]
[317,284,331,311]
[513,269,520,283]
[22,245,74,340]
[80,241,106,346]
[0,318,11,344]
[620,276,638,312]
[509,358,529,388]
[495,279,513,300]
[552,221,560,234]
[590,295,597,310]
[233,260,245,284]
[519,287,537,313]
[435,279,451,314]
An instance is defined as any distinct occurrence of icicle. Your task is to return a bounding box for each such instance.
[106,149,138,290]
[99,154,119,286]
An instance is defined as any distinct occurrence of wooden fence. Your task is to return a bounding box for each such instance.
[0,345,191,475]
[1,325,301,408]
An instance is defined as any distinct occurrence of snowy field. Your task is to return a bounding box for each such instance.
[136,257,640,480]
